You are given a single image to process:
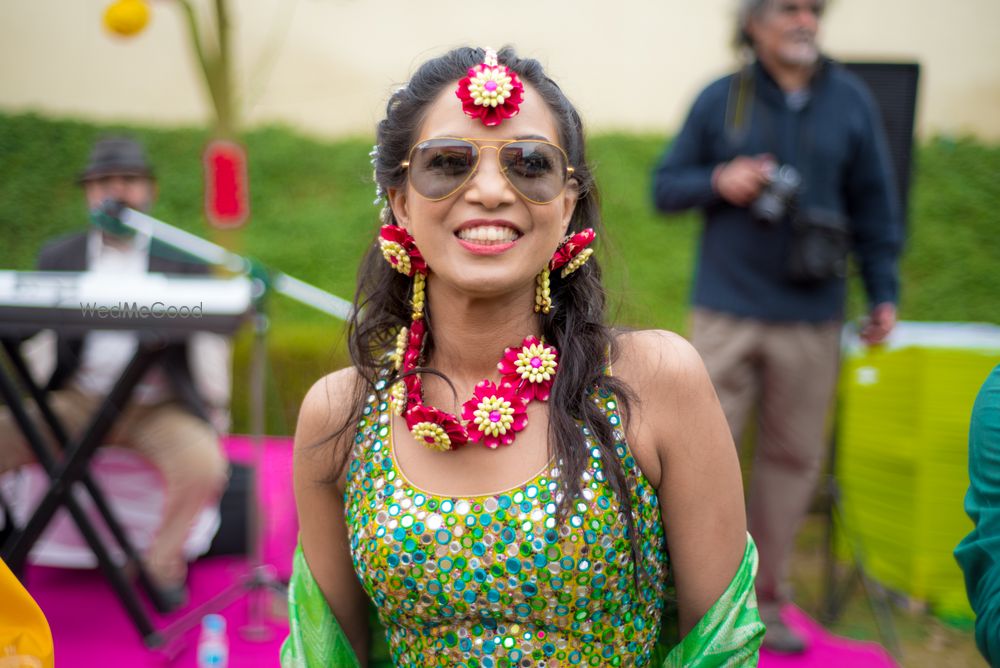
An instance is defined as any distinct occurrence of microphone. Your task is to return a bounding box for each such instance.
[89,198,135,237]
[90,202,354,319]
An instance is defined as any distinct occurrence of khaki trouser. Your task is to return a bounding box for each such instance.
[691,308,841,604]
[0,388,228,585]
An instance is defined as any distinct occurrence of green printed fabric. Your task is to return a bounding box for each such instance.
[280,545,361,668]
[660,536,764,666]
[280,535,763,667]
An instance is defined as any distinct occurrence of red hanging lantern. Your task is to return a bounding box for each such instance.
[204,140,249,229]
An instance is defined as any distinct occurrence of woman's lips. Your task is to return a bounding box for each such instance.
[455,220,520,254]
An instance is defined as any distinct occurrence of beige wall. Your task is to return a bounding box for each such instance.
[1,0,998,140]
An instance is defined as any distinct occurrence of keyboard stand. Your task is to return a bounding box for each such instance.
[0,336,175,647]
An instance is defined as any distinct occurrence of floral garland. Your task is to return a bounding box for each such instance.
[393,331,559,451]
[378,224,559,450]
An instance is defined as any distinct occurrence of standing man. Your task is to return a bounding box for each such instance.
[652,0,902,653]
[0,136,230,609]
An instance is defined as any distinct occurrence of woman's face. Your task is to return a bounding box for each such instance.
[388,81,578,303]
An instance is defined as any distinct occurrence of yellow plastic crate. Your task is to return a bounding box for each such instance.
[835,322,1000,618]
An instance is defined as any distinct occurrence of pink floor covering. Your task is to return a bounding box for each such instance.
[25,435,296,667]
[22,435,897,667]
[759,605,898,667]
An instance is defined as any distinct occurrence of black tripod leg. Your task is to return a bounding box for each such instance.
[833,497,903,659]
[819,329,902,659]
[2,347,158,567]
[0,357,163,643]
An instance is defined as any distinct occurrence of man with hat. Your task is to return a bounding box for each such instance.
[0,135,230,608]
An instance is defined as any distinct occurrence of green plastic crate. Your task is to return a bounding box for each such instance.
[835,322,1000,619]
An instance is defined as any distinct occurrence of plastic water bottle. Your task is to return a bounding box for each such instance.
[196,614,229,668]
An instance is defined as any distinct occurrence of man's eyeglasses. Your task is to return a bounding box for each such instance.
[400,137,575,205]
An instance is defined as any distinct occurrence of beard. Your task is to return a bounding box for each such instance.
[778,30,820,67]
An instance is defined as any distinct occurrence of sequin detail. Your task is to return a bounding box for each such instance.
[346,379,668,666]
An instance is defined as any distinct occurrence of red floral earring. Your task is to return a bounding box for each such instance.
[536,228,596,312]
[550,228,596,277]
[379,224,426,278]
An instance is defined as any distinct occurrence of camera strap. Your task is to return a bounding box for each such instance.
[724,62,825,208]
[724,65,755,147]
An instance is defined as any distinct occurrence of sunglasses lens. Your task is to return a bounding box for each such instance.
[500,142,568,203]
[406,139,570,203]
[408,139,477,199]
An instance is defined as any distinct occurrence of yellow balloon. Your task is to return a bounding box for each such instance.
[103,0,151,37]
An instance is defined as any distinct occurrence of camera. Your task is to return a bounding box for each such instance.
[787,207,851,283]
[751,164,802,225]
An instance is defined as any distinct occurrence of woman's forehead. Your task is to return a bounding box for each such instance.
[417,81,560,143]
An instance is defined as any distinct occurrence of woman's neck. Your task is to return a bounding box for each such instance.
[422,281,540,387]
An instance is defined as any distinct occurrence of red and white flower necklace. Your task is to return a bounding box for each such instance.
[393,332,558,451]
[380,224,559,451]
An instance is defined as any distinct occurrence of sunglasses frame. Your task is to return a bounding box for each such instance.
[400,136,575,205]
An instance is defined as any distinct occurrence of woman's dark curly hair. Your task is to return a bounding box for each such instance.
[326,45,641,579]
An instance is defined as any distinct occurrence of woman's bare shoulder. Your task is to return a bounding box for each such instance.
[612,328,707,394]
[293,367,365,488]
[610,329,722,487]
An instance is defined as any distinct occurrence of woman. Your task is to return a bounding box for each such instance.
[282,46,764,667]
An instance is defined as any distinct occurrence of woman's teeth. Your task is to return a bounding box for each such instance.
[457,226,518,243]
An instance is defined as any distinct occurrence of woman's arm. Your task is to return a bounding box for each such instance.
[293,368,372,664]
[616,330,748,637]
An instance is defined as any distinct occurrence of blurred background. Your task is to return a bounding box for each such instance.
[1,1,998,665]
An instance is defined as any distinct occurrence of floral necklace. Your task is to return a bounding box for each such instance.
[389,325,558,451]
[379,223,593,452]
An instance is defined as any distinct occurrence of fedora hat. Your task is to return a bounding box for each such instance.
[78,136,155,183]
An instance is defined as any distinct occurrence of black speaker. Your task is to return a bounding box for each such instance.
[842,62,920,229]
[203,461,251,557]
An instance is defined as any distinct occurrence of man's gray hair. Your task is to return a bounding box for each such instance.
[735,0,827,48]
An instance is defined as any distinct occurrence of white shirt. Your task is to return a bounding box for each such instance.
[73,230,172,404]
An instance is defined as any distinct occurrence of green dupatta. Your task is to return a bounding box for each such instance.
[280,534,764,667]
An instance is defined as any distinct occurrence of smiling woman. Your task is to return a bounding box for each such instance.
[281,46,764,667]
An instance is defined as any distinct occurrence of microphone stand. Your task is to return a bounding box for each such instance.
[115,205,351,649]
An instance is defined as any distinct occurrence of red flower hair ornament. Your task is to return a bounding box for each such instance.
[455,48,524,127]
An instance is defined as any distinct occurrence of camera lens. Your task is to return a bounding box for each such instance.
[750,164,801,224]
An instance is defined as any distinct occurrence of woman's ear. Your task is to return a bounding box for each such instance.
[560,178,580,236]
[387,187,410,229]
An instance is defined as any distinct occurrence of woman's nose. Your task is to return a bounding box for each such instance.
[464,147,517,208]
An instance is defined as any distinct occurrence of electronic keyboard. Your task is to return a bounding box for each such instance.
[0,270,253,338]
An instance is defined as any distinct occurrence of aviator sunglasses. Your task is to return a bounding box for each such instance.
[401,137,575,205]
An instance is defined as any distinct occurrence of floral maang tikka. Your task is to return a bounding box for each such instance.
[455,48,524,127]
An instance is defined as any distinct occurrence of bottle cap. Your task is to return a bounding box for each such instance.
[202,613,226,634]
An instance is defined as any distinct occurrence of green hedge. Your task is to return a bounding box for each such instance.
[229,321,350,438]
[2,113,997,434]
